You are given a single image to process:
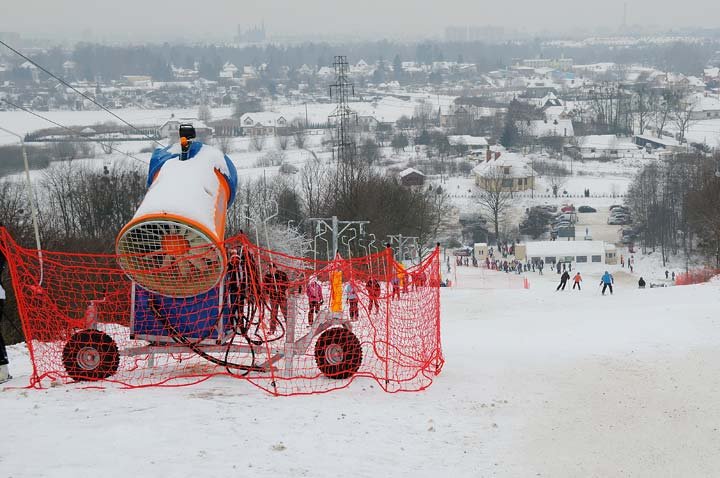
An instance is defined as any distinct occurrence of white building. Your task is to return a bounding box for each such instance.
[524,118,574,138]
[239,112,288,136]
[524,241,617,265]
[448,135,489,154]
[574,135,639,159]
[159,118,213,141]
[472,152,534,192]
[689,93,720,120]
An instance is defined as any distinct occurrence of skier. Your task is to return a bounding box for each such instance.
[366,276,381,314]
[557,270,570,291]
[638,277,646,289]
[263,263,289,334]
[665,270,669,279]
[306,276,323,326]
[344,280,359,321]
[672,271,676,281]
[572,272,582,290]
[391,275,401,300]
[0,283,9,384]
[556,262,561,274]
[600,271,614,295]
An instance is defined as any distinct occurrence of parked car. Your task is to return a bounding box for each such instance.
[539,205,557,213]
[561,205,575,213]
[608,216,631,225]
[578,206,597,213]
[610,205,629,213]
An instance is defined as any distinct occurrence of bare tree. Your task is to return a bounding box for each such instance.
[276,133,290,151]
[293,128,307,149]
[299,156,331,218]
[101,138,117,155]
[632,84,654,135]
[654,89,677,138]
[413,100,434,130]
[674,94,696,143]
[476,165,513,243]
[198,102,212,123]
[215,135,233,155]
[250,134,265,152]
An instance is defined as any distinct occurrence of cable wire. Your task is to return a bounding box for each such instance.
[1,98,149,166]
[0,39,166,149]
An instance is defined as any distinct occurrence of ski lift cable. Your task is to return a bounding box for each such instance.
[1,99,149,166]
[0,39,166,149]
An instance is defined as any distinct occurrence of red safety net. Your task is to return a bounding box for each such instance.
[675,268,720,286]
[0,228,443,396]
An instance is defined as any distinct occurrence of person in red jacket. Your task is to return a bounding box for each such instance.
[572,272,582,290]
[366,277,381,314]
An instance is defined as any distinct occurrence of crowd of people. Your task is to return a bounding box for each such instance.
[229,255,428,334]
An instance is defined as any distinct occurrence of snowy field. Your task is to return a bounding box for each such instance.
[3,266,720,477]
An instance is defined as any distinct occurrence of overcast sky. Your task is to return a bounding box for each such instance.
[2,0,720,42]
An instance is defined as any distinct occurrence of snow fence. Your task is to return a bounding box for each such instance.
[0,229,444,396]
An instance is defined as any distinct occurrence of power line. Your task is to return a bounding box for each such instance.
[1,99,149,166]
[0,39,166,149]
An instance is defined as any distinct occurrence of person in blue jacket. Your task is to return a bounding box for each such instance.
[600,271,614,295]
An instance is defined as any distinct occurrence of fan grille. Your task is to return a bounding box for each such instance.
[116,219,225,297]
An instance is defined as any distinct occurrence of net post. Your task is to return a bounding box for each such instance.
[384,244,393,388]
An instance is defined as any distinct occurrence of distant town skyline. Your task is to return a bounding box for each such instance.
[2,0,720,43]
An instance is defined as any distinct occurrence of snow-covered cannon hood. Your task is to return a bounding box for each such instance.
[116,141,238,298]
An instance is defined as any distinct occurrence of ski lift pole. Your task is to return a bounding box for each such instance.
[0,126,43,285]
[313,221,328,265]
[342,228,357,259]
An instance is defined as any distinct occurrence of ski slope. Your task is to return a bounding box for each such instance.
[2,267,720,477]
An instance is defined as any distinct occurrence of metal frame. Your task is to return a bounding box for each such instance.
[116,284,352,376]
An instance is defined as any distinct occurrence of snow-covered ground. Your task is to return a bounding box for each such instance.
[3,266,720,477]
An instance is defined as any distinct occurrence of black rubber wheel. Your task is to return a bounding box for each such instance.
[62,329,120,382]
[314,328,362,379]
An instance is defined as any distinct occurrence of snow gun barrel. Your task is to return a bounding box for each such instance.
[116,126,238,298]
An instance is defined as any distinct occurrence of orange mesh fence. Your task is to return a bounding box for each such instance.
[0,228,443,396]
[675,268,720,286]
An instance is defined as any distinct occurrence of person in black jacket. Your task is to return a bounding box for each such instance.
[556,270,570,291]
[638,277,646,289]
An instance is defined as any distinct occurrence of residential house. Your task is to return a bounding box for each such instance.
[689,93,720,120]
[572,135,639,159]
[472,152,534,193]
[398,168,426,187]
[159,118,213,141]
[633,134,684,152]
[239,112,288,136]
[448,135,489,155]
[524,118,574,138]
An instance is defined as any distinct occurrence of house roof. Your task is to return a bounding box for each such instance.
[398,167,425,178]
[577,135,637,150]
[525,119,574,137]
[472,152,533,179]
[448,135,489,147]
[690,92,720,112]
[634,134,680,147]
[161,117,210,130]
[240,112,286,127]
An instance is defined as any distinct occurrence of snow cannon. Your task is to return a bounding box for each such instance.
[116,125,238,298]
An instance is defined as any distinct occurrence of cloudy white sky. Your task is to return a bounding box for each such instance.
[1,0,719,42]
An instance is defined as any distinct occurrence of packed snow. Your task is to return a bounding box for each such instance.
[2,264,720,477]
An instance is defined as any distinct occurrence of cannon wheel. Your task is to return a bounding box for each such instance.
[314,327,362,379]
[62,329,120,382]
